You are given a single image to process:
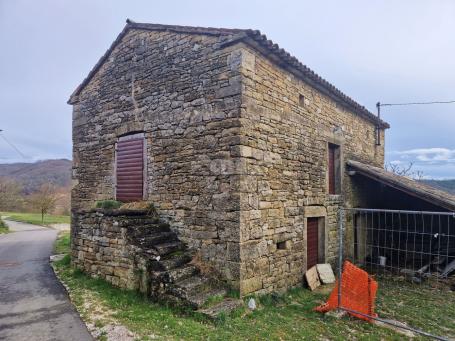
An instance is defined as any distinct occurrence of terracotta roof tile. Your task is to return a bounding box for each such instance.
[68,20,389,129]
[347,160,455,211]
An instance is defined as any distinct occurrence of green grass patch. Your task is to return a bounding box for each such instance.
[375,275,455,338]
[0,218,9,234]
[55,254,71,267]
[201,293,225,308]
[54,231,71,254]
[95,200,122,210]
[1,211,70,226]
[51,259,455,341]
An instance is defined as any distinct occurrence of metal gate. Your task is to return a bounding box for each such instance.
[338,208,455,340]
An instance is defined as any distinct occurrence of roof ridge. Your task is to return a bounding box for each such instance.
[126,19,248,36]
[67,20,389,128]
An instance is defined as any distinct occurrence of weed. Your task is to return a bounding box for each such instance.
[226,288,240,299]
[0,218,9,234]
[94,320,105,328]
[95,200,122,210]
[201,294,224,308]
[54,231,70,254]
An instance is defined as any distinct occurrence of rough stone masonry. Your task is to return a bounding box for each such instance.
[69,21,389,295]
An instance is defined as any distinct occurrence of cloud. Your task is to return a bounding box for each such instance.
[387,148,455,179]
[390,148,455,165]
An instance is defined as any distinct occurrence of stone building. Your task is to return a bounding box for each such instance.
[69,20,391,298]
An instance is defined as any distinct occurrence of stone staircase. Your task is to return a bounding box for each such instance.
[123,213,243,317]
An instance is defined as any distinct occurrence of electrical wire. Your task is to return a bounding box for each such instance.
[0,132,27,159]
[379,100,455,107]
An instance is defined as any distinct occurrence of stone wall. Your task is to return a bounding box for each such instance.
[71,210,149,289]
[72,29,251,287]
[236,45,385,294]
[71,27,386,295]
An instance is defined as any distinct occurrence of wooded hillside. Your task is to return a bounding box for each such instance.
[421,179,455,195]
[0,159,71,194]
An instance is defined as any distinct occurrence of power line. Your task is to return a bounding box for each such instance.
[0,130,27,159]
[379,100,455,107]
[374,99,455,146]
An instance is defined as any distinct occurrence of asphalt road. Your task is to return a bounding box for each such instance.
[0,220,92,341]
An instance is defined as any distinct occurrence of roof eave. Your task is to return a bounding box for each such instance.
[240,33,389,129]
[347,160,455,211]
[220,32,389,129]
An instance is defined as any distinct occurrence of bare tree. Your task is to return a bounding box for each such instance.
[53,186,71,215]
[0,177,23,211]
[385,162,424,180]
[29,183,58,224]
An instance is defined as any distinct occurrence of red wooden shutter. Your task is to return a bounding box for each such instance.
[116,136,144,202]
[307,218,319,269]
[328,144,336,194]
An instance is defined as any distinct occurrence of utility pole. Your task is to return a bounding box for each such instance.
[376,102,381,146]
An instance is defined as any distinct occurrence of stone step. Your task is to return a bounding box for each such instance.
[186,287,227,308]
[120,218,162,227]
[197,298,244,319]
[144,249,159,257]
[149,253,192,272]
[153,241,185,256]
[172,275,213,298]
[161,253,193,270]
[140,231,177,247]
[167,264,200,283]
[129,223,171,234]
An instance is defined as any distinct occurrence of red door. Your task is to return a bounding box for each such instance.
[307,218,319,269]
[116,137,144,202]
[328,145,335,194]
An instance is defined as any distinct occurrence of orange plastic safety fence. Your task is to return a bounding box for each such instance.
[314,261,378,321]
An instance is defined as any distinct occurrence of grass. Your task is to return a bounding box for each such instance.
[54,231,71,254]
[376,276,455,338]
[1,211,70,226]
[51,231,455,340]
[52,253,455,341]
[0,218,9,234]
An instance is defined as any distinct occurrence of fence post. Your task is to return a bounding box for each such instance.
[338,207,344,308]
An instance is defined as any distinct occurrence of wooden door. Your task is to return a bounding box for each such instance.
[307,218,319,269]
[328,145,336,194]
[116,136,144,202]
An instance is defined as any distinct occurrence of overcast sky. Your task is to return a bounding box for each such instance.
[0,0,454,178]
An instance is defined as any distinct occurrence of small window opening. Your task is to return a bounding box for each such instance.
[277,241,287,250]
[328,143,341,195]
[299,94,306,107]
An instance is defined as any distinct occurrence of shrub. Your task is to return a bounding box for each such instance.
[0,217,8,233]
[95,200,122,210]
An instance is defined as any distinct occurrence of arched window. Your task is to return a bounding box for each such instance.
[115,132,145,202]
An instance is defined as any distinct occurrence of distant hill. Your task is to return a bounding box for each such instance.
[0,159,72,194]
[420,179,455,195]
